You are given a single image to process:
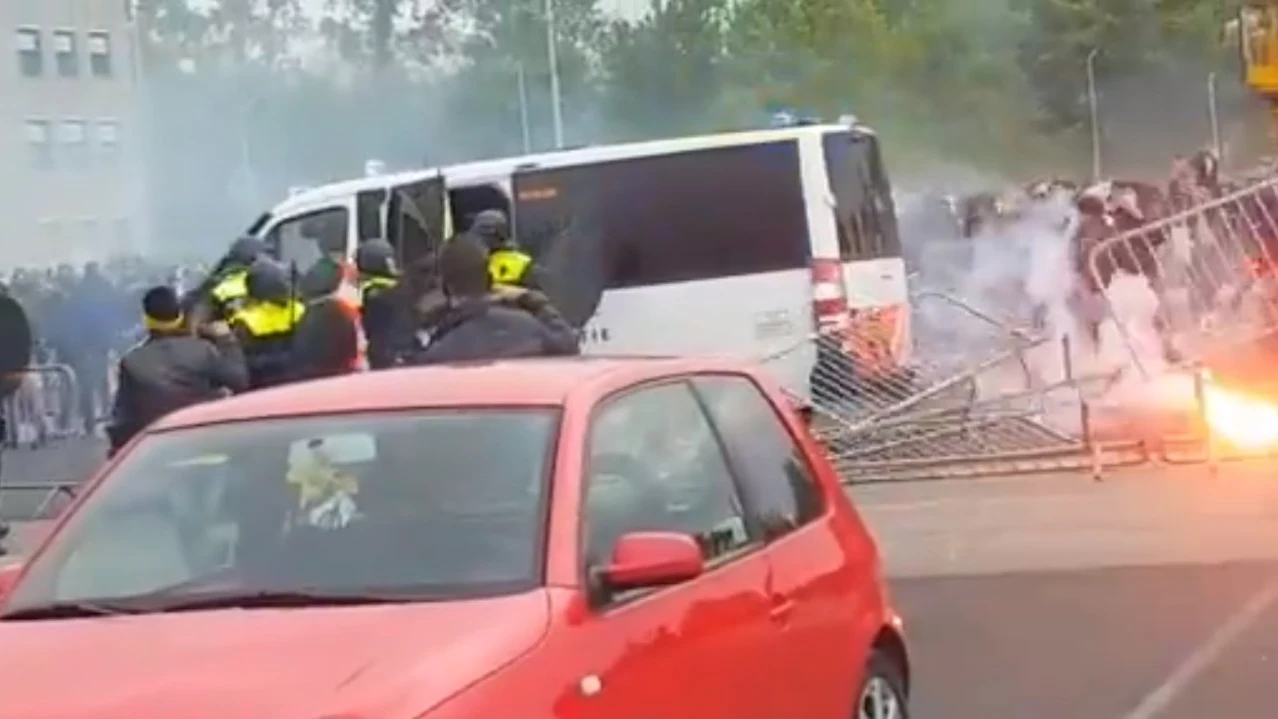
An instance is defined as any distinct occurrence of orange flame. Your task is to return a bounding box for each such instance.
[1202,382,1278,449]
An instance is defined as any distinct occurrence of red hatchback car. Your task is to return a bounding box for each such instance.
[0,358,909,719]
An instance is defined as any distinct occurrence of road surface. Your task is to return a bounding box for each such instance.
[855,466,1278,718]
[5,441,1278,716]
[0,437,103,524]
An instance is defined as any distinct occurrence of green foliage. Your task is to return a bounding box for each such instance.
[135,0,1242,253]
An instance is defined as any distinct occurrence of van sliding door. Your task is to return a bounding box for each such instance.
[386,175,448,270]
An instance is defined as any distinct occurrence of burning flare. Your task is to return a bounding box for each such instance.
[1202,382,1278,449]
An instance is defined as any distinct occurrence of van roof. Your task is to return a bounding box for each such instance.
[270,123,868,217]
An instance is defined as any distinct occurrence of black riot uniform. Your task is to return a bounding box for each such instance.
[355,240,410,369]
[413,234,578,364]
[230,259,305,390]
[107,286,248,456]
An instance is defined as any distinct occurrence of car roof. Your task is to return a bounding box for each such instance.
[152,356,762,431]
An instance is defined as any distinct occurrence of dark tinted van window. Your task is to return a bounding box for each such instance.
[514,141,810,289]
[823,131,901,260]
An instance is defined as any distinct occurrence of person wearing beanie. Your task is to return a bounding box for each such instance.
[106,285,247,456]
[412,234,578,363]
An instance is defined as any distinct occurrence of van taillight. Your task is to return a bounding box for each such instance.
[810,259,848,328]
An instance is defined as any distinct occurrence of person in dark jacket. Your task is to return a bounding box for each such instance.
[107,286,248,456]
[289,256,360,381]
[413,234,579,364]
[356,240,409,369]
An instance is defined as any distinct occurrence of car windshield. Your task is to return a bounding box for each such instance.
[3,409,556,616]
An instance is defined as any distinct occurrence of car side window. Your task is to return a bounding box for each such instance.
[583,382,751,569]
[692,376,825,540]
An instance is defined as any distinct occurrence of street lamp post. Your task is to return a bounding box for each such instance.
[1208,72,1223,163]
[545,0,564,148]
[1087,48,1102,181]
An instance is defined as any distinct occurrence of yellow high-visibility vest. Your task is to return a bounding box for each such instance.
[488,249,532,287]
[231,301,305,337]
[211,270,248,302]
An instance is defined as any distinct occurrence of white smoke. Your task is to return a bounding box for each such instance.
[899,180,1194,429]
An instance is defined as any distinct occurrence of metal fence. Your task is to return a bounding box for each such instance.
[2,364,82,448]
[773,174,1278,485]
[767,288,1153,484]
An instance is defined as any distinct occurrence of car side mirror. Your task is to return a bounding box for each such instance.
[0,561,24,602]
[600,532,704,592]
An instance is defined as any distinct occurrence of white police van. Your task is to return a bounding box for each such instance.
[244,122,909,398]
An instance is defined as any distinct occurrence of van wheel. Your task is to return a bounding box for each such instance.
[856,649,909,719]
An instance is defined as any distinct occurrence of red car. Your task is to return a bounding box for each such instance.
[0,358,909,719]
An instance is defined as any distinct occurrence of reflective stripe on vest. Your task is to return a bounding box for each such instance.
[212,270,248,302]
[488,249,532,287]
[231,301,304,337]
[360,276,397,297]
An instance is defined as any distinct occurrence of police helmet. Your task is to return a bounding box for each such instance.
[227,236,266,266]
[245,258,291,303]
[356,239,397,277]
[468,209,510,250]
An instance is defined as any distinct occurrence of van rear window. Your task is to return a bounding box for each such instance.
[515,141,810,289]
[823,131,901,261]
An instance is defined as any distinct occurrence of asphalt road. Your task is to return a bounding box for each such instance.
[856,467,1278,718]
[0,437,103,523]
[5,440,1278,717]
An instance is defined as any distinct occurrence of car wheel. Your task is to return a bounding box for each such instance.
[857,649,909,719]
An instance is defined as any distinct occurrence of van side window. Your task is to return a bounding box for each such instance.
[692,375,824,540]
[583,382,752,569]
[264,207,348,275]
[356,189,386,243]
[519,141,810,289]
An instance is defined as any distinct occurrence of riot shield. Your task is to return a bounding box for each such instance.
[0,295,31,399]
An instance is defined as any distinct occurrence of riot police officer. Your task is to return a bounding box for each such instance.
[190,236,265,323]
[355,239,409,369]
[468,209,544,291]
[230,259,305,390]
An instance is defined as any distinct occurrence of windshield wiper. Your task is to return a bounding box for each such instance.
[0,601,138,621]
[144,589,410,614]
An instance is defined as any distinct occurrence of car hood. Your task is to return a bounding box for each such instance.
[0,590,550,719]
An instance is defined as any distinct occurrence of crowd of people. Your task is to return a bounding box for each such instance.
[0,257,208,443]
[106,208,578,455]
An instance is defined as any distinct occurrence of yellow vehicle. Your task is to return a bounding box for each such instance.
[1241,2,1278,137]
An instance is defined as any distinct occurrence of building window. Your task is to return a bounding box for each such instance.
[52,30,77,77]
[58,119,87,166]
[24,119,52,168]
[87,31,111,77]
[95,120,120,162]
[16,27,42,77]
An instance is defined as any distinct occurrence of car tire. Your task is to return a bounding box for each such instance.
[856,649,909,719]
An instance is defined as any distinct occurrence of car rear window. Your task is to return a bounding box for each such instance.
[7,410,557,611]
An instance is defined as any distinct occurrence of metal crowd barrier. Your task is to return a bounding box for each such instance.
[1,364,82,448]
[766,286,1265,485]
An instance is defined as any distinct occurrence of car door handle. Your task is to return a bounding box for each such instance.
[769,596,796,622]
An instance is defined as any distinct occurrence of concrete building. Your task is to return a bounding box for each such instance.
[0,0,147,268]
